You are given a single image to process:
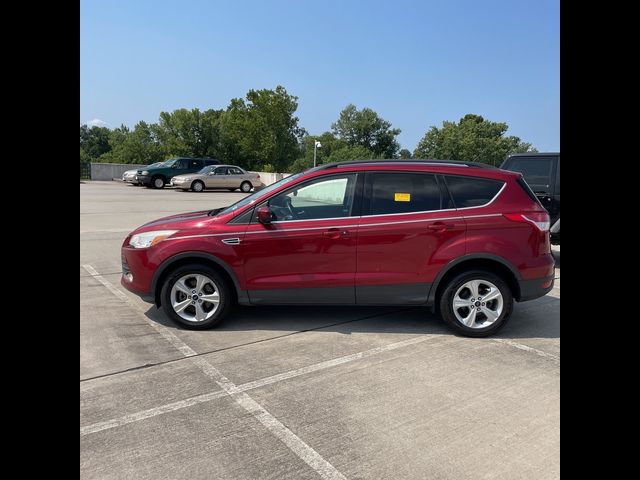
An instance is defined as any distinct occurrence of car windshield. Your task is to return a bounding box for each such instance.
[198,166,216,174]
[214,171,306,216]
[163,158,178,167]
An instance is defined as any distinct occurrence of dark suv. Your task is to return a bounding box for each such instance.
[501,153,560,244]
[137,157,220,189]
[121,160,554,337]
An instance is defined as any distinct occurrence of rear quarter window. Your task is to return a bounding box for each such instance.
[444,175,504,208]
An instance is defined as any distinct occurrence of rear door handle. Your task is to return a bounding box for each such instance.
[323,228,349,239]
[427,222,454,231]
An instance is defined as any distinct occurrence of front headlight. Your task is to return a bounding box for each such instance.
[129,230,178,249]
[141,170,149,175]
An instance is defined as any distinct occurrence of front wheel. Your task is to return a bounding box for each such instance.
[160,265,231,330]
[152,176,165,189]
[438,270,513,337]
[240,181,252,193]
[191,180,205,192]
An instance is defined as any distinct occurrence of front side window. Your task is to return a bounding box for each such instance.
[214,167,228,175]
[444,175,504,208]
[368,173,441,215]
[266,174,357,221]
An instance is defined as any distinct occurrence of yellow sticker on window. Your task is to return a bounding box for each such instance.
[394,192,411,202]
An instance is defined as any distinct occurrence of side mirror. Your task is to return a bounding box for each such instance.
[208,171,215,175]
[257,206,272,225]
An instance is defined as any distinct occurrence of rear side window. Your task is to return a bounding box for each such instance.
[516,177,543,206]
[229,167,243,175]
[444,175,504,208]
[504,157,554,191]
[190,159,203,169]
[368,173,441,215]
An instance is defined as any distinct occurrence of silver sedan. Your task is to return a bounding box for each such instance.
[122,162,164,185]
[170,165,264,192]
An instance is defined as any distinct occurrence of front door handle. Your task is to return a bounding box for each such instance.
[427,222,454,231]
[323,228,349,239]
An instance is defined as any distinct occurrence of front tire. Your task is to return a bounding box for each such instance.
[152,176,165,189]
[160,264,231,330]
[438,269,513,337]
[240,181,252,193]
[191,180,205,192]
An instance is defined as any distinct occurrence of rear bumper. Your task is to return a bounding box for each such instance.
[518,274,555,302]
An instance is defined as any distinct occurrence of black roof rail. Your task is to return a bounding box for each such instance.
[318,159,497,170]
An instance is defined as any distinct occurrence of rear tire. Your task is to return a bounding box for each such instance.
[240,181,252,193]
[160,264,231,330]
[438,269,513,337]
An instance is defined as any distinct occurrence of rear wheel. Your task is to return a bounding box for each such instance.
[160,264,231,329]
[438,270,513,337]
[152,176,165,189]
[240,181,252,193]
[191,180,205,192]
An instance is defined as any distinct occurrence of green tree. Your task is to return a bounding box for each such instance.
[99,122,164,164]
[80,124,112,161]
[331,104,401,158]
[413,114,536,165]
[219,86,305,171]
[398,148,412,159]
[153,108,223,159]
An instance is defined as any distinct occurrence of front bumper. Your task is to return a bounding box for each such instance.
[137,175,152,186]
[170,178,190,187]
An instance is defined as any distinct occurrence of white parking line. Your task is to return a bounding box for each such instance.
[492,338,559,361]
[81,264,346,480]
[81,334,437,436]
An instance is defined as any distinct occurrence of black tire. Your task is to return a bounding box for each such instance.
[160,264,232,330]
[240,181,252,193]
[191,180,205,192]
[438,269,513,337]
[152,176,165,189]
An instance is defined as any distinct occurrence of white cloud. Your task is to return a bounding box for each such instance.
[86,118,108,128]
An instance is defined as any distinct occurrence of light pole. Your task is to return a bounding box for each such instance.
[313,140,322,167]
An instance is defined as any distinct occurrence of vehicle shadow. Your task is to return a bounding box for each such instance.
[143,295,559,341]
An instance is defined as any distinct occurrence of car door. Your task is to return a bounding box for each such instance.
[170,158,190,179]
[227,167,244,188]
[355,171,466,305]
[242,172,362,304]
[188,159,203,174]
[207,166,228,188]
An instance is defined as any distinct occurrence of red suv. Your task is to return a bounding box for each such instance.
[121,160,554,337]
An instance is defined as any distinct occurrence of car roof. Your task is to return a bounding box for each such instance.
[311,159,518,180]
[506,152,559,157]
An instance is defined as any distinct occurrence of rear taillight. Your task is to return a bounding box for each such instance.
[504,212,550,232]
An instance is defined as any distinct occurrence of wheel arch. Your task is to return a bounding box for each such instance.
[429,254,522,306]
[152,252,247,307]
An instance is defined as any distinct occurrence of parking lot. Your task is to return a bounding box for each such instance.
[80,181,560,479]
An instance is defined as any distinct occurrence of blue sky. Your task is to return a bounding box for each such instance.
[80,0,559,152]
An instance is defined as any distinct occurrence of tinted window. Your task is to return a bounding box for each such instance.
[204,159,219,165]
[267,174,357,221]
[190,159,203,169]
[444,175,504,208]
[369,173,441,215]
[229,167,244,175]
[177,159,189,168]
[215,167,229,175]
[505,157,554,190]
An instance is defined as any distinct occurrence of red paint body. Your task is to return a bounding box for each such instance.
[121,163,554,306]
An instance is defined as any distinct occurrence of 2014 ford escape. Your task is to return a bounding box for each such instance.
[121,160,554,337]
